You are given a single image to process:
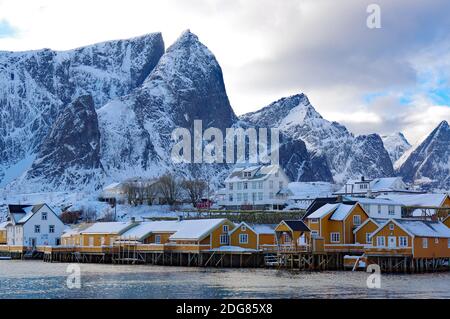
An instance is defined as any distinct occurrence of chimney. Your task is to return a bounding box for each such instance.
[361,176,365,182]
[178,215,183,222]
[131,217,136,223]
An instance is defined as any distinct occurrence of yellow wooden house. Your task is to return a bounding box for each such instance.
[61,223,93,246]
[443,215,450,228]
[305,203,369,249]
[366,218,450,258]
[0,222,7,245]
[78,221,137,249]
[274,220,310,251]
[166,219,236,252]
[353,218,387,245]
[229,222,276,250]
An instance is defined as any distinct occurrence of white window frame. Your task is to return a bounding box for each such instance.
[330,232,340,243]
[155,235,161,244]
[310,218,319,224]
[34,225,40,234]
[377,236,386,247]
[448,239,450,249]
[229,182,233,190]
[223,225,229,233]
[258,181,263,189]
[388,205,395,216]
[422,238,428,248]
[366,233,372,244]
[269,180,273,189]
[399,236,408,247]
[89,236,94,247]
[239,234,248,244]
[377,205,382,215]
[435,238,439,244]
[389,223,394,231]
[49,225,55,233]
[220,234,229,245]
[42,212,48,221]
[311,231,319,238]
[353,215,361,226]
[258,192,263,201]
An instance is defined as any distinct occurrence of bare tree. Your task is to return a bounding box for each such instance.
[158,174,181,205]
[182,179,207,207]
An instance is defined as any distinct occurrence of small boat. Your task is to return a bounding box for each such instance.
[0,256,12,260]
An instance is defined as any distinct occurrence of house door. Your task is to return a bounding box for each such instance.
[30,238,37,248]
[388,236,396,248]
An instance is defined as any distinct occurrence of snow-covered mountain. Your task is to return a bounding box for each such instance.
[396,121,450,190]
[240,94,394,183]
[381,132,411,163]
[0,33,165,186]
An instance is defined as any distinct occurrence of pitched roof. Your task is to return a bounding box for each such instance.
[8,204,53,225]
[230,222,276,235]
[224,164,284,182]
[377,194,448,207]
[304,197,341,217]
[285,182,335,200]
[307,203,339,219]
[353,218,388,234]
[120,221,181,240]
[0,221,8,230]
[81,222,135,234]
[281,220,310,232]
[306,203,359,221]
[344,196,403,206]
[390,219,450,238]
[169,219,230,241]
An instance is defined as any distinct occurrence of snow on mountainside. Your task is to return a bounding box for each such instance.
[13,95,104,192]
[381,132,411,163]
[396,121,450,190]
[0,33,165,186]
[240,94,394,183]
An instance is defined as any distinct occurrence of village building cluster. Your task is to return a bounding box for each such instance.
[0,164,449,271]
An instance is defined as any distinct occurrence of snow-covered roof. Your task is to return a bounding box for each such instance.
[307,203,339,219]
[169,219,230,240]
[103,182,122,190]
[209,245,258,253]
[377,194,448,207]
[387,219,450,238]
[0,221,8,230]
[250,224,276,234]
[285,182,335,200]
[344,196,403,206]
[120,221,181,240]
[224,164,284,182]
[306,203,357,221]
[353,218,388,234]
[335,177,410,194]
[81,222,135,234]
[61,223,93,237]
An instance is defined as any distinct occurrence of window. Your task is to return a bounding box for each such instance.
[389,223,394,231]
[360,183,368,190]
[353,215,361,226]
[422,238,428,248]
[252,193,257,201]
[269,180,274,189]
[252,182,257,189]
[269,192,274,199]
[377,236,386,247]
[243,193,248,202]
[377,205,382,215]
[279,181,283,189]
[435,238,439,244]
[311,231,319,238]
[243,182,248,190]
[228,194,233,202]
[237,182,242,190]
[330,232,340,243]
[155,235,161,244]
[310,218,319,224]
[399,236,408,247]
[363,204,370,213]
[101,237,105,246]
[220,234,229,245]
[34,225,40,233]
[223,225,229,233]
[42,212,47,220]
[388,205,395,215]
[49,225,55,233]
[237,193,242,202]
[241,225,247,232]
[89,237,94,247]
[258,192,263,201]
[258,181,263,189]
[448,239,450,249]
[228,183,233,190]
[366,233,372,244]
[283,233,291,243]
[239,234,248,244]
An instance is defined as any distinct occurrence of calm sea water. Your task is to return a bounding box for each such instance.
[0,260,449,299]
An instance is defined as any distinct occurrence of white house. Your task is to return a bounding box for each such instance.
[377,193,450,218]
[343,196,403,219]
[217,165,291,210]
[279,182,336,210]
[5,204,65,247]
[334,176,421,197]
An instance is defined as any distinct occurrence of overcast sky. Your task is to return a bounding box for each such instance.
[0,0,449,144]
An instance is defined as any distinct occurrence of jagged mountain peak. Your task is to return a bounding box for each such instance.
[396,120,450,190]
[381,131,411,163]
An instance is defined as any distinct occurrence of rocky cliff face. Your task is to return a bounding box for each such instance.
[15,95,104,191]
[0,33,164,186]
[240,94,394,183]
[396,121,450,190]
